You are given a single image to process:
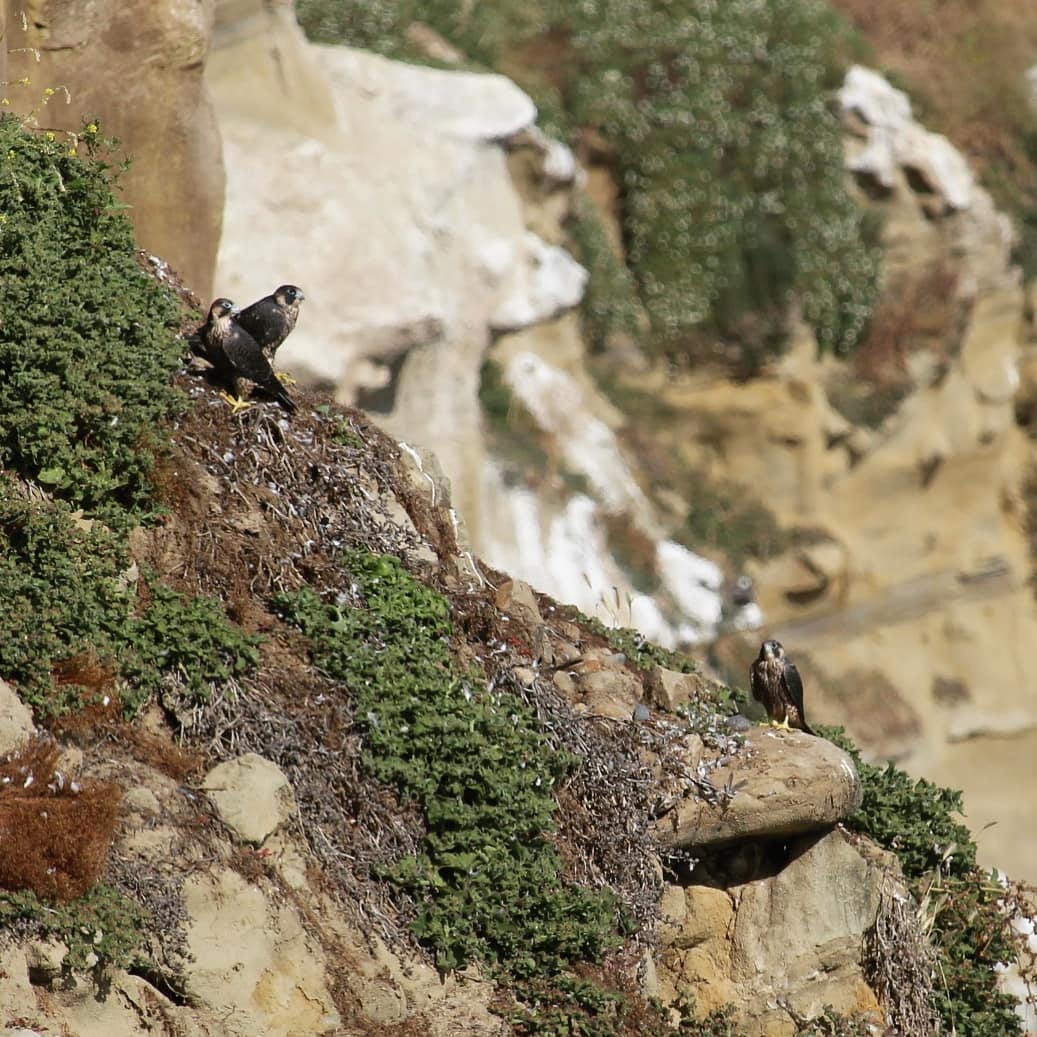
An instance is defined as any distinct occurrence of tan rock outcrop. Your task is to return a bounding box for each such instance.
[653,730,862,850]
[645,666,722,713]
[494,578,545,647]
[3,0,224,297]
[656,830,892,1034]
[202,753,296,845]
[0,678,35,755]
[643,66,1037,877]
[183,866,341,1035]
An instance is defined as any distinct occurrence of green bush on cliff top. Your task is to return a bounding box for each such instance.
[0,114,184,518]
[0,117,259,719]
[297,0,879,360]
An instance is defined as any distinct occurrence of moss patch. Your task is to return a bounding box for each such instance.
[0,884,148,980]
[0,118,260,720]
[0,116,185,519]
[276,550,621,977]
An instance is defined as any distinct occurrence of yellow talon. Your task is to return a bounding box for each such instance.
[275,371,296,386]
[218,391,254,414]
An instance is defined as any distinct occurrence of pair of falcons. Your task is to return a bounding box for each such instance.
[189,285,306,414]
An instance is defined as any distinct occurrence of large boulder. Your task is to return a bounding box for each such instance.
[653,729,863,850]
[655,830,900,1033]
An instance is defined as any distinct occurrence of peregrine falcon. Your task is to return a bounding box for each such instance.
[234,285,305,382]
[198,298,297,414]
[750,640,814,735]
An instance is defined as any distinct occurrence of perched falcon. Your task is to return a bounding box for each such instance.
[750,639,814,735]
[198,298,297,414]
[234,285,305,364]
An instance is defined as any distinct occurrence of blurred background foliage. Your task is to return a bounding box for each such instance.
[297,0,879,367]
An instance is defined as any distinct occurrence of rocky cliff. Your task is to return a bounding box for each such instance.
[1,0,224,297]
[0,269,1006,1036]
[3,3,1037,1034]
[201,5,1037,881]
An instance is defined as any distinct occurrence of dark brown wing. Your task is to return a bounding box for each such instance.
[749,661,766,708]
[223,324,296,413]
[236,296,291,353]
[781,660,814,735]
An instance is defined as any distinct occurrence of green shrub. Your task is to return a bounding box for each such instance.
[682,470,791,567]
[0,115,185,519]
[276,550,621,977]
[0,118,258,721]
[119,578,264,713]
[0,885,148,977]
[567,194,643,353]
[0,476,261,718]
[567,0,877,358]
[825,727,1024,1036]
[509,978,747,1036]
[0,479,130,715]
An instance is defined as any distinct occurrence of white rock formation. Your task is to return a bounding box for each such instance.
[208,11,737,653]
[209,14,583,530]
[503,352,654,520]
[839,64,975,210]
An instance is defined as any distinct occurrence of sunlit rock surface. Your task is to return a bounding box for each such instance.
[653,729,863,850]
[208,21,1037,879]
[2,0,224,297]
[839,64,975,211]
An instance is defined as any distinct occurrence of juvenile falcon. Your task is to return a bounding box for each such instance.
[234,285,305,380]
[750,639,814,735]
[198,298,297,414]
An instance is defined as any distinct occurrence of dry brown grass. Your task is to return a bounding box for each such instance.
[0,737,121,900]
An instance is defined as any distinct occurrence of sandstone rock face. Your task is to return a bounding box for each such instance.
[0,678,35,755]
[479,342,726,647]
[653,730,863,850]
[645,666,720,713]
[656,830,891,1034]
[646,66,1037,878]
[183,866,341,1035]
[840,65,976,211]
[202,752,296,845]
[3,0,224,297]
[0,741,506,1037]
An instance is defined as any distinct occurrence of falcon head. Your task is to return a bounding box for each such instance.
[759,639,785,661]
[274,284,305,306]
[209,297,238,319]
